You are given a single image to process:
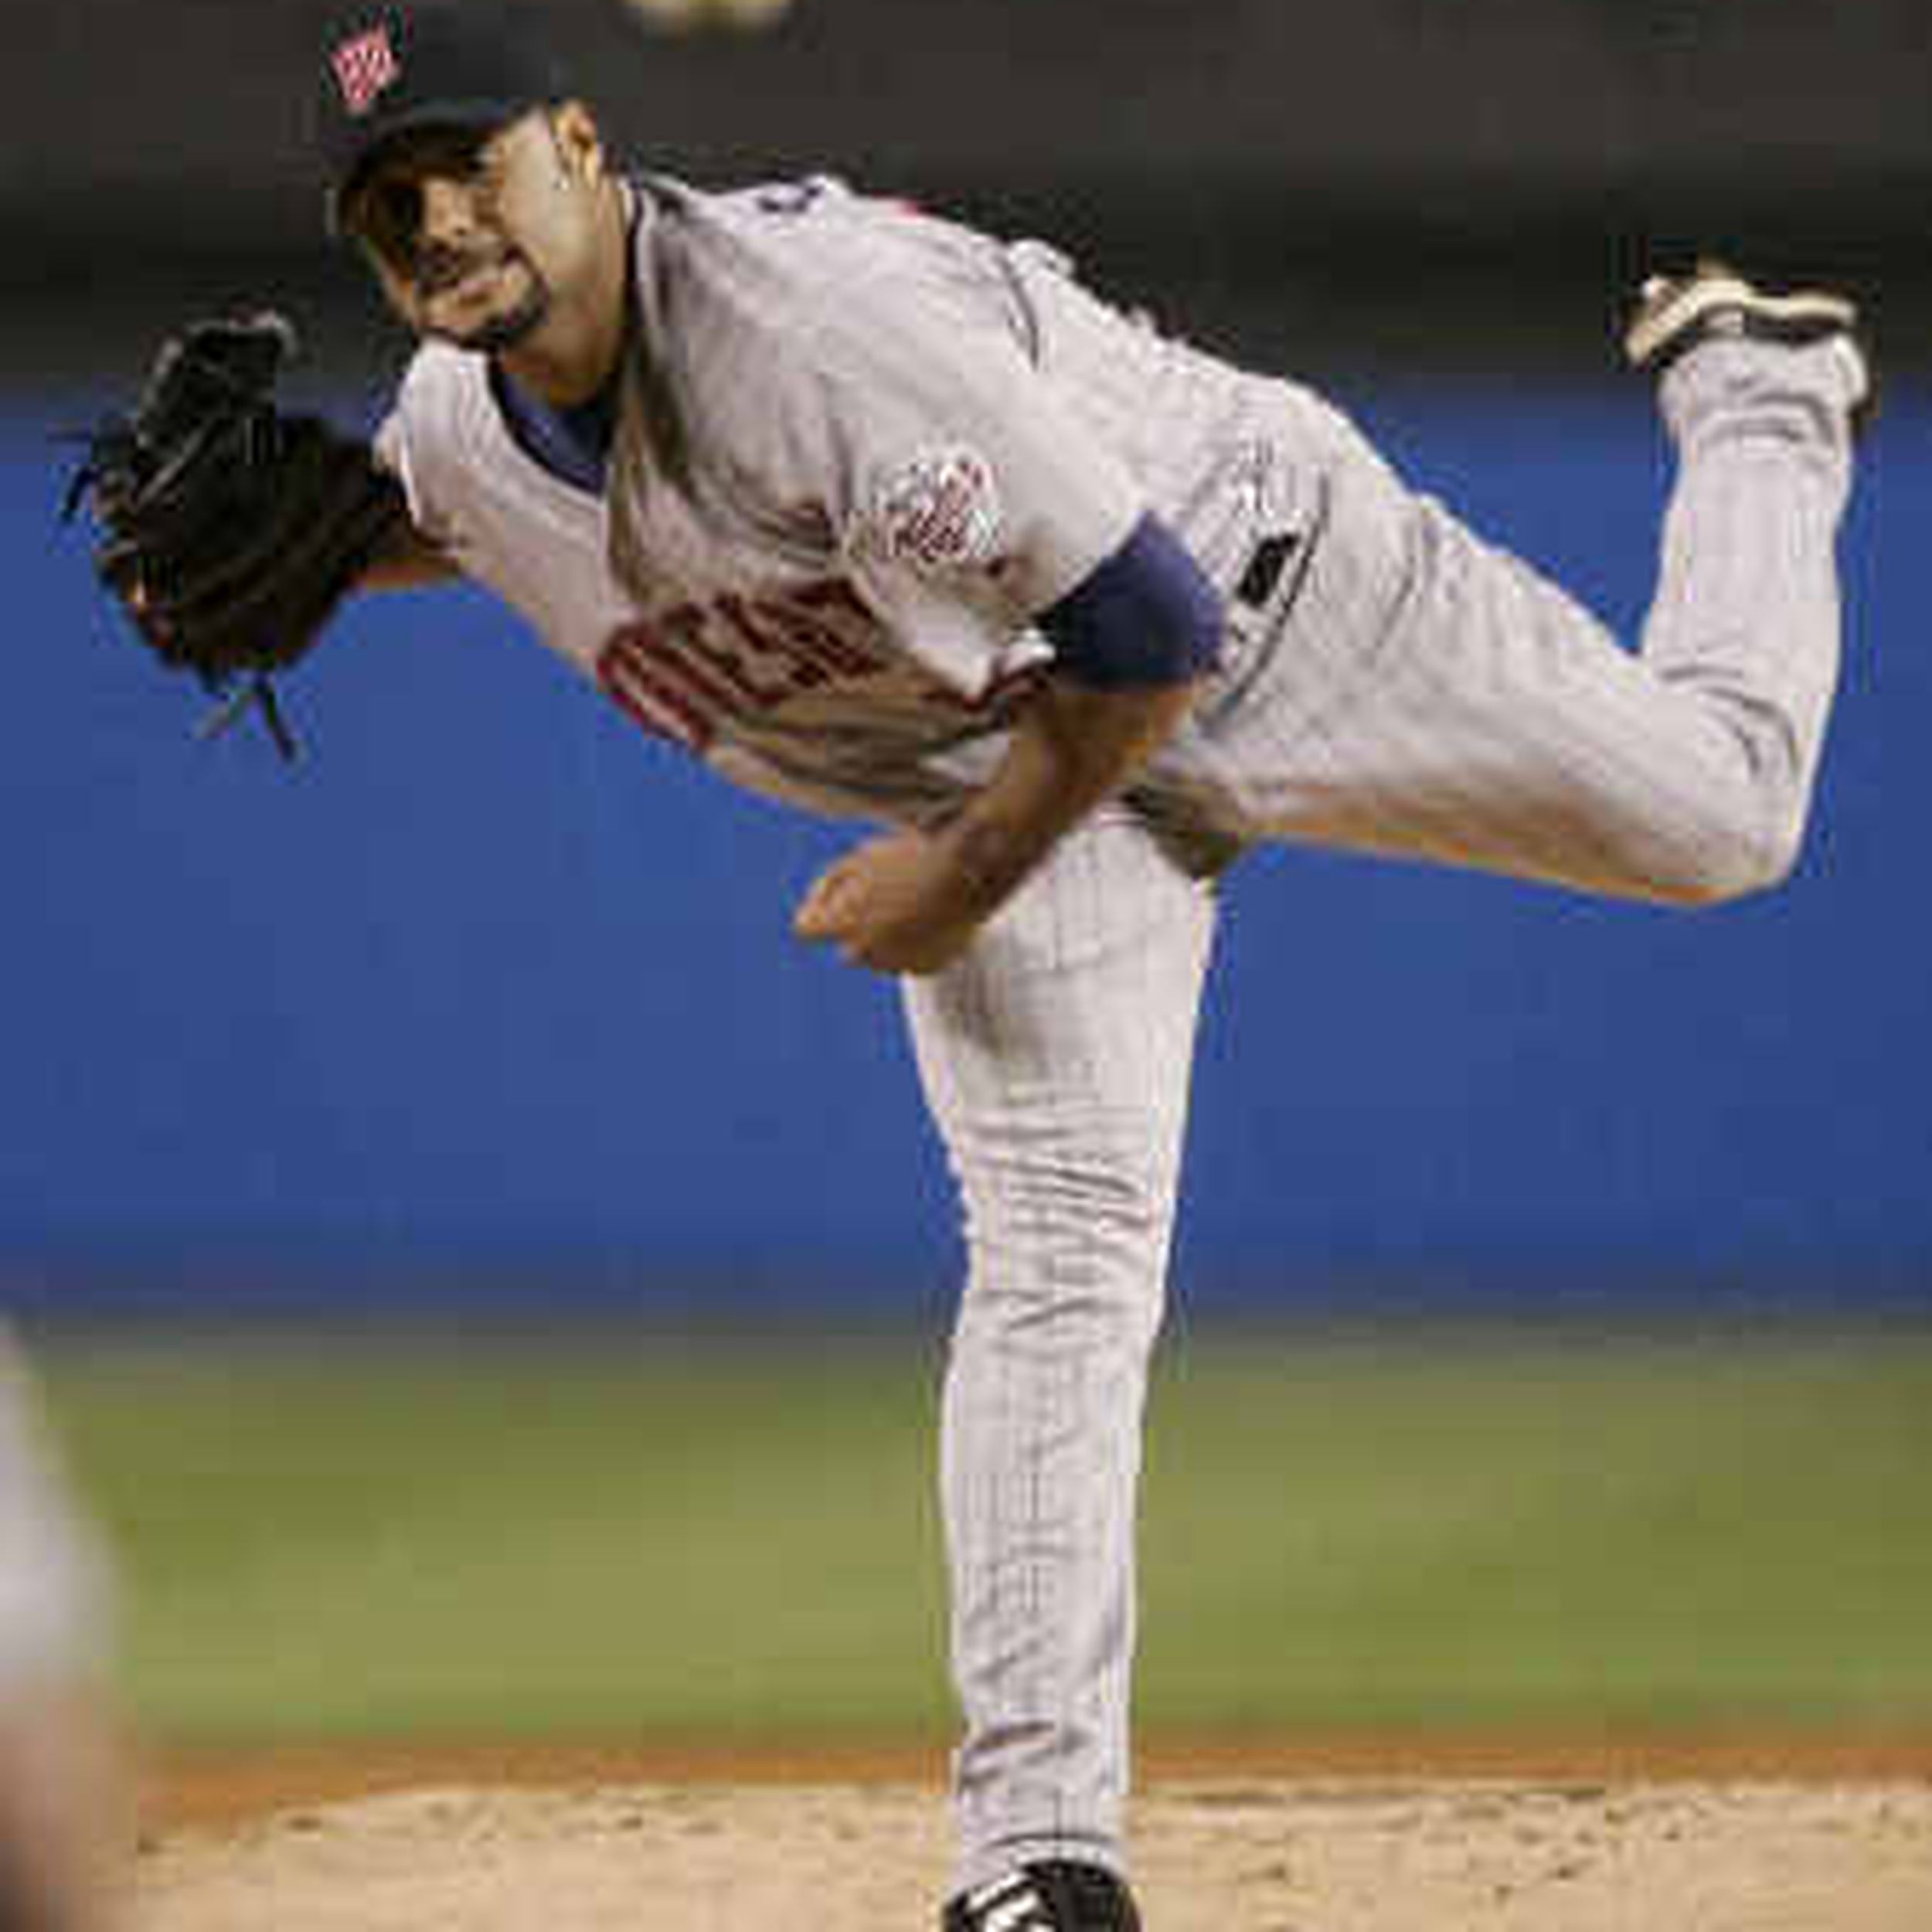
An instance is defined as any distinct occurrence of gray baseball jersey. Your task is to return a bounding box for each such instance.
[383,175,1322,863]
[377,175,1862,1891]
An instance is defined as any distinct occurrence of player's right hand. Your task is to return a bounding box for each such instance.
[793,831,988,977]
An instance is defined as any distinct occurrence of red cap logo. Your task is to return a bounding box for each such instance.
[332,26,402,117]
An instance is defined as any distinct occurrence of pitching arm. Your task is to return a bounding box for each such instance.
[794,512,1220,974]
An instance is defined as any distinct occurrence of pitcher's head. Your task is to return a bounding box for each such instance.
[318,5,621,360]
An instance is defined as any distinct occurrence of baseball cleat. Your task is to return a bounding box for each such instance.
[1624,261,1859,367]
[943,1860,1143,1931]
[1624,260,1872,429]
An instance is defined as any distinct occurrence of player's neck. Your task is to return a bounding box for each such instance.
[496,182,633,409]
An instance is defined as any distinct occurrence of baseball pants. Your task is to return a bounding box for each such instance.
[906,332,1859,1889]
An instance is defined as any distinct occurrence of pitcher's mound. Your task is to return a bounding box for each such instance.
[138,1777,1932,1931]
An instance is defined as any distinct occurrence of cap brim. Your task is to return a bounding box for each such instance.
[327,97,529,232]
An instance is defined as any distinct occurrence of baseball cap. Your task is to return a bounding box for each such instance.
[317,3,562,224]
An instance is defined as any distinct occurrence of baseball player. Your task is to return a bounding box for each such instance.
[0,1333,125,1932]
[71,4,1869,1925]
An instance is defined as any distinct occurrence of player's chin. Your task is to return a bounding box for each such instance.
[422,276,552,356]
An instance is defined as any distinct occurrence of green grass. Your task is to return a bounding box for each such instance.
[27,1318,1932,1743]
[1138,1325,1932,1733]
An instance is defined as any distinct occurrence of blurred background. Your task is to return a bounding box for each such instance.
[2,1,1929,1753]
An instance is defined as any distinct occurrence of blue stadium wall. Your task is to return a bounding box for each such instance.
[5,372,1927,1321]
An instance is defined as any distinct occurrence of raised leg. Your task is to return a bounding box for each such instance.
[1213,321,1865,905]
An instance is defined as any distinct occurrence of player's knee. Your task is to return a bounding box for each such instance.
[954,1157,1175,1340]
[1651,811,1804,906]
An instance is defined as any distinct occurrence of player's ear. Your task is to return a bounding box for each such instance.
[547,102,606,186]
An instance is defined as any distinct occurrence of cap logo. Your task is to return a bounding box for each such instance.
[332,26,402,117]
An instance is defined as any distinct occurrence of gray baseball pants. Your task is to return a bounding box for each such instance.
[902,334,1861,1891]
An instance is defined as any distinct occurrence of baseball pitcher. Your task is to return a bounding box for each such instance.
[67,5,1869,1926]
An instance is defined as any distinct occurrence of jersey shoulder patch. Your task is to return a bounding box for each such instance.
[860,445,1004,574]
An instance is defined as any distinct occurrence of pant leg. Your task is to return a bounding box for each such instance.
[900,811,1216,1892]
[1201,334,1862,903]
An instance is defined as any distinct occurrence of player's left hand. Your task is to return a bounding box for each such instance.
[64,311,410,760]
[793,830,987,976]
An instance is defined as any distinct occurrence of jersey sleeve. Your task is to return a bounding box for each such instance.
[372,349,464,552]
[799,261,1148,699]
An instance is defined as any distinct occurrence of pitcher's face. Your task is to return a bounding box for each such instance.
[342,104,614,359]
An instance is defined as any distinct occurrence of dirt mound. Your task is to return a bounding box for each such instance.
[138,1776,1932,1930]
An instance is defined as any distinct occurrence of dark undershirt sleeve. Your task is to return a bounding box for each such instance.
[1036,512,1223,689]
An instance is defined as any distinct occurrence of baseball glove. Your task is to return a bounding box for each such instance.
[64,312,409,758]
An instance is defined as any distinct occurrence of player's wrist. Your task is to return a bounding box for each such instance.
[931,806,1049,920]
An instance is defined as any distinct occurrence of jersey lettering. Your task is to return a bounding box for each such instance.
[597,576,985,752]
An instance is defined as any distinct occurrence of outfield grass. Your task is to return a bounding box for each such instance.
[1140,1325,1932,1733]
[28,1318,1932,1743]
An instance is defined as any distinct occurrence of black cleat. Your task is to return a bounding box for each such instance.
[943,1860,1142,1932]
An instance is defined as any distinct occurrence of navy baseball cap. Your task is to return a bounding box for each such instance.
[318,3,562,223]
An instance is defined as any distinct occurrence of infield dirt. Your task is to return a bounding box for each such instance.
[138,1737,1932,1931]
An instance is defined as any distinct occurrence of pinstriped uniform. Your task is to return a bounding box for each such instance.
[376,177,1861,1892]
